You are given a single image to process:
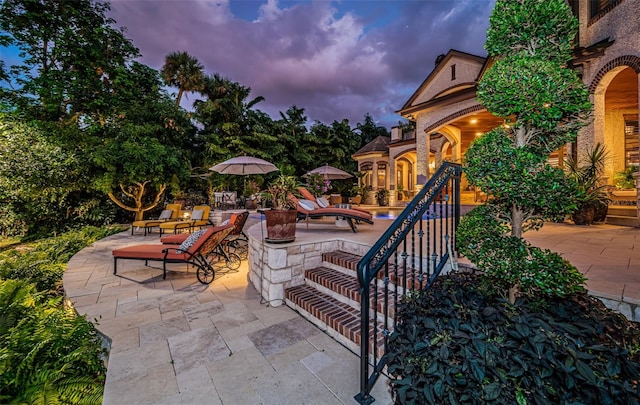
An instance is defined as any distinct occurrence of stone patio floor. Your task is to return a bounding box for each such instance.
[62,213,640,404]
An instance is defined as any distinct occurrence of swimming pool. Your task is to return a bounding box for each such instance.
[370,207,450,220]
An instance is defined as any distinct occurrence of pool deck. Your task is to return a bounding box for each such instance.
[62,211,640,404]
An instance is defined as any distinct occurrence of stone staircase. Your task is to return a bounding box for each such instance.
[606,204,640,227]
[284,250,388,356]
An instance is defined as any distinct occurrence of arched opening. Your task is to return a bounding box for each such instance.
[594,66,639,185]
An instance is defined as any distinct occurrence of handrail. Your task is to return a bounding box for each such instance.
[354,162,462,404]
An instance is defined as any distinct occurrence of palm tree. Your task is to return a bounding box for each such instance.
[161,51,204,106]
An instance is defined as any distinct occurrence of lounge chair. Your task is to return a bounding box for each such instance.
[297,187,371,215]
[161,211,250,259]
[294,198,374,233]
[112,224,234,284]
[158,205,212,235]
[130,203,182,235]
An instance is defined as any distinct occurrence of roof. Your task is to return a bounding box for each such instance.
[399,49,487,112]
[352,136,391,157]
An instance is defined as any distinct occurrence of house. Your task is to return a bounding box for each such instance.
[353,0,639,222]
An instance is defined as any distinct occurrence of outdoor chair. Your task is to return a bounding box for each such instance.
[161,211,250,259]
[293,197,374,233]
[297,187,371,215]
[130,203,182,235]
[112,224,234,284]
[158,205,212,235]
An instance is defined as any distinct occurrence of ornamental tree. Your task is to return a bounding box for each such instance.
[458,0,592,303]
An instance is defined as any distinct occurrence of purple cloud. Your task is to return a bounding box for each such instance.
[108,0,496,128]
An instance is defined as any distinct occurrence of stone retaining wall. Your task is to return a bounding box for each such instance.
[247,225,370,307]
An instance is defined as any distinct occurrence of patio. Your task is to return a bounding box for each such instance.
[62,214,640,404]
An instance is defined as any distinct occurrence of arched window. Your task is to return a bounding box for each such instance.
[361,163,373,189]
[377,163,387,189]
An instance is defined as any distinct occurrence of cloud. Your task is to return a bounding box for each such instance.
[108,0,496,128]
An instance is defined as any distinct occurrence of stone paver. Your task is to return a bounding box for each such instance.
[63,214,640,404]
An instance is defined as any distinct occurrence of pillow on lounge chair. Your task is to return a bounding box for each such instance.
[177,229,207,253]
[191,209,204,220]
[316,197,329,208]
[299,199,316,211]
[158,209,173,220]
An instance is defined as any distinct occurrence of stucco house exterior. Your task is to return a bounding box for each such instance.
[353,0,639,223]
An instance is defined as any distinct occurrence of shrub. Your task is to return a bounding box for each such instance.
[460,0,591,303]
[0,280,106,404]
[388,272,640,405]
[0,225,123,403]
[0,225,124,294]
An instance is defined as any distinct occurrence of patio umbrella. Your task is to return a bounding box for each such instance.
[304,164,353,180]
[209,156,279,175]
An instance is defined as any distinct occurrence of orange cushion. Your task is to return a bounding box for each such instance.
[112,244,189,261]
[160,233,188,244]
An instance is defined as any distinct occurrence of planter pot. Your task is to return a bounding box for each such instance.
[245,199,257,210]
[377,196,389,206]
[572,207,595,225]
[593,202,608,223]
[264,209,297,243]
[348,195,362,205]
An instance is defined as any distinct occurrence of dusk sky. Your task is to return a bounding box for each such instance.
[1,0,497,129]
[105,0,497,129]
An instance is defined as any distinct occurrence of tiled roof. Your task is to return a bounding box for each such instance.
[352,136,390,157]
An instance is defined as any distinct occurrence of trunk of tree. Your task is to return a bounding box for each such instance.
[107,182,166,221]
[509,203,524,303]
[176,88,184,107]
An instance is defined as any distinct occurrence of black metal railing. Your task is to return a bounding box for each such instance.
[354,162,462,404]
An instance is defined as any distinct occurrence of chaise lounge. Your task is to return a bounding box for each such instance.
[130,203,182,235]
[297,187,371,215]
[294,198,374,233]
[158,205,212,235]
[112,224,234,284]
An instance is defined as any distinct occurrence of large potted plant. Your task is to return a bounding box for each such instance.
[565,143,610,224]
[375,188,389,206]
[243,180,260,210]
[262,175,298,243]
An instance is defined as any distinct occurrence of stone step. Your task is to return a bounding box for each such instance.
[606,215,640,227]
[285,284,386,357]
[607,206,637,217]
[304,266,399,319]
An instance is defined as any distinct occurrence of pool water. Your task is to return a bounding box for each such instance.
[370,208,444,220]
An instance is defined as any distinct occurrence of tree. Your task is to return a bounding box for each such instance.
[162,51,205,107]
[457,0,591,303]
[91,65,194,221]
[355,113,389,148]
[0,0,139,123]
[0,113,79,236]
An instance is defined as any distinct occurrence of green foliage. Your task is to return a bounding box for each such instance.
[0,226,123,403]
[305,173,331,197]
[0,281,106,404]
[263,175,299,210]
[0,0,140,122]
[614,165,638,190]
[0,225,124,293]
[565,143,610,223]
[460,0,591,300]
[0,113,85,236]
[485,0,578,61]
[388,272,640,405]
[477,56,591,150]
[458,205,585,298]
[464,128,579,232]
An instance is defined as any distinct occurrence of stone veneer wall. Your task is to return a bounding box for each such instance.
[246,228,370,307]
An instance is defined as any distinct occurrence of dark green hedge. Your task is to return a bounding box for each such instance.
[388,272,640,405]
